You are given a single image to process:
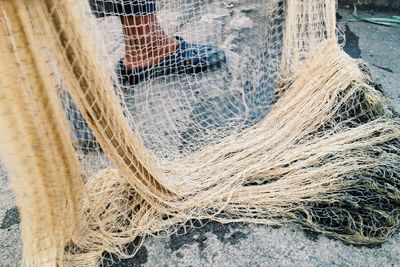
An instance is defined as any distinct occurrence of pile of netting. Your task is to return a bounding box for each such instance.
[0,0,399,266]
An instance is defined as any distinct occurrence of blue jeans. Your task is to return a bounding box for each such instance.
[63,1,157,149]
[89,0,157,17]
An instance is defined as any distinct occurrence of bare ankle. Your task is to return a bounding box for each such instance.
[121,15,177,68]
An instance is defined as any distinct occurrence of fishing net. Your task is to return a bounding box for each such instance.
[0,0,399,266]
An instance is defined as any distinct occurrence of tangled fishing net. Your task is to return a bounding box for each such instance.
[0,0,399,266]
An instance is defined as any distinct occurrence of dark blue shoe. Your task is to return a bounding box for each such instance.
[116,37,227,86]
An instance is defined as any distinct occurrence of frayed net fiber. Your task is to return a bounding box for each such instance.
[0,0,399,266]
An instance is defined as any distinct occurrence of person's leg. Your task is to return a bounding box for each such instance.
[90,0,226,87]
[121,14,177,69]
[90,0,177,68]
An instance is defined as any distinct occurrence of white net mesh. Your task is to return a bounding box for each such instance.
[67,0,286,162]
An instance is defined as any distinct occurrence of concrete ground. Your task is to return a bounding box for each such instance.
[340,0,400,10]
[1,6,399,267]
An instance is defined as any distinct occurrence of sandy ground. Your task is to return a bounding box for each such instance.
[1,6,400,267]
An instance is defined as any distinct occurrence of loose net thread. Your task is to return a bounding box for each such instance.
[0,0,399,266]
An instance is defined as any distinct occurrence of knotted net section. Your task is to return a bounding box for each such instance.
[0,0,399,266]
